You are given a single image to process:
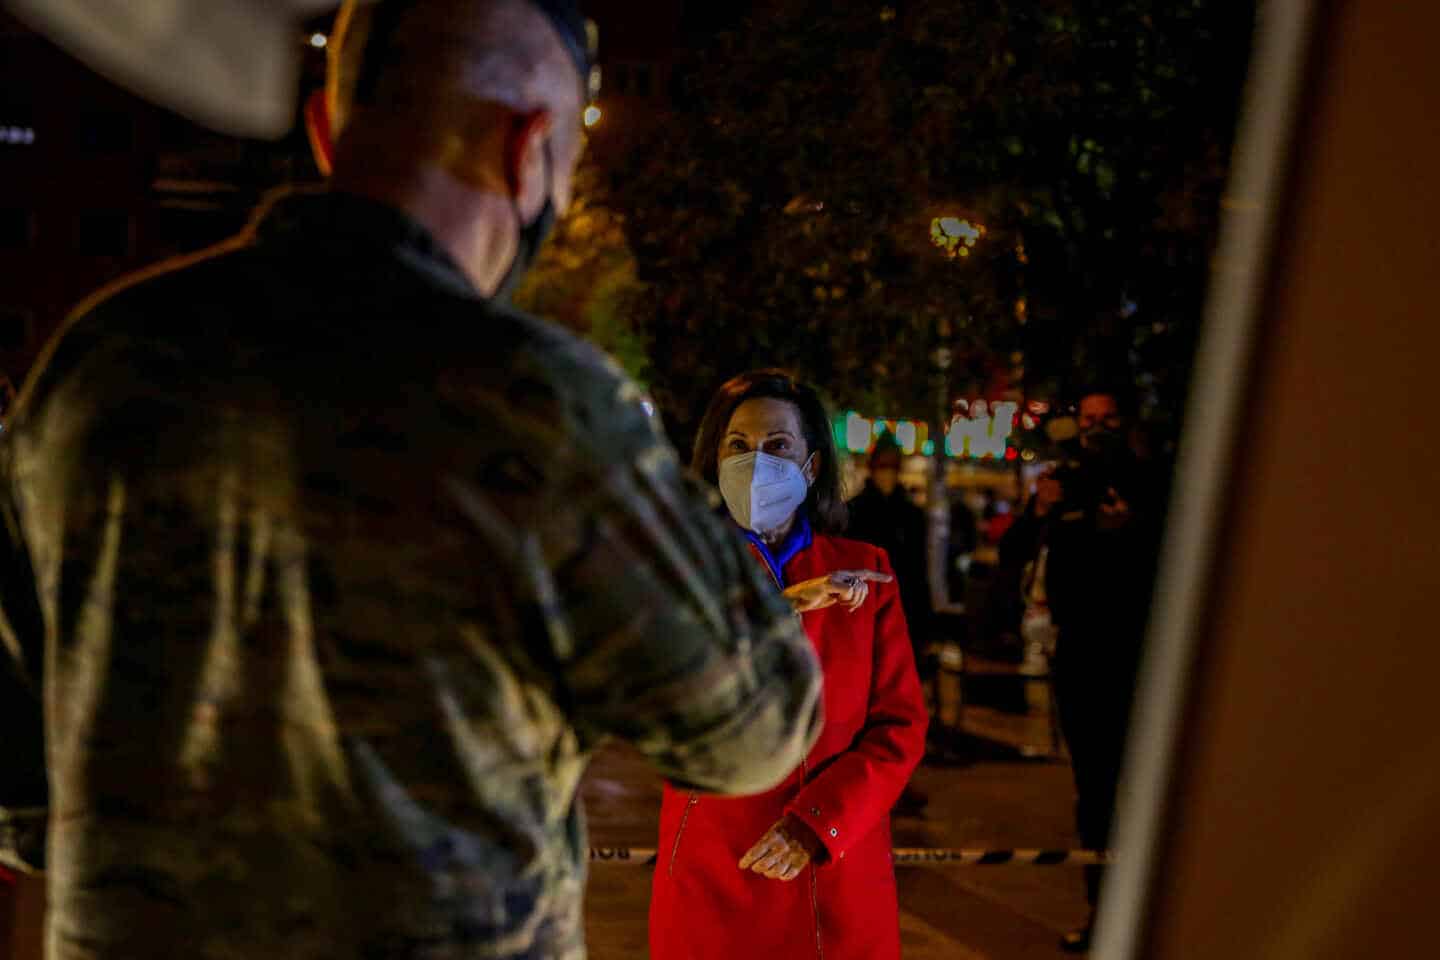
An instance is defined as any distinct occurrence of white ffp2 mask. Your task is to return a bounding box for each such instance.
[718,452,813,535]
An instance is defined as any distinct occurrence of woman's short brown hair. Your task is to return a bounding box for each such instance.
[691,369,848,535]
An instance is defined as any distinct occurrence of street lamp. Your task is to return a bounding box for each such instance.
[930,216,986,259]
[583,105,602,128]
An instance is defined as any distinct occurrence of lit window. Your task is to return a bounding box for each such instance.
[895,421,917,455]
[1,126,35,146]
[845,411,872,453]
[944,402,1016,459]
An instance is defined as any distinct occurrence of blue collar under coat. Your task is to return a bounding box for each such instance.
[741,513,813,588]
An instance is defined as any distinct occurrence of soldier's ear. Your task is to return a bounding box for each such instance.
[502,109,553,216]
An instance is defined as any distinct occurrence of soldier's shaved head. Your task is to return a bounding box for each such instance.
[331,0,581,122]
[327,0,583,177]
[319,0,588,295]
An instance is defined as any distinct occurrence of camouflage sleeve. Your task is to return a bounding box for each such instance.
[444,347,823,796]
[555,454,823,795]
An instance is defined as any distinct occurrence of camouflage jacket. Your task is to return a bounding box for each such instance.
[0,192,822,959]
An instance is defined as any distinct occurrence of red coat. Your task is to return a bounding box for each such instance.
[649,534,929,960]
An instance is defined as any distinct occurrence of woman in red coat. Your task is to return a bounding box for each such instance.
[650,370,930,960]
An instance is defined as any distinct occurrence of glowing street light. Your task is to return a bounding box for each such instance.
[309,33,328,49]
[930,215,986,259]
[583,105,602,128]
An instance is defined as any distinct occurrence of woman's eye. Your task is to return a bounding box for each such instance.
[766,439,790,453]
[729,439,749,452]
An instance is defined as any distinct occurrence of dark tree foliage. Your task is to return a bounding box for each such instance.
[547,1,1254,448]
[513,158,652,382]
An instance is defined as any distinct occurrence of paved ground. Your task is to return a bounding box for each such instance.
[582,686,1092,960]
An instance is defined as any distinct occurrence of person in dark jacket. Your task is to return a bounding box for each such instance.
[0,4,822,957]
[1046,386,1168,952]
[989,468,1063,648]
[846,434,933,672]
[846,435,934,814]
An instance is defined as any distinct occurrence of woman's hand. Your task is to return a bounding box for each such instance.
[782,570,893,613]
[738,813,826,882]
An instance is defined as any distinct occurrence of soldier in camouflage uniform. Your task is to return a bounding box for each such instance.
[0,1,823,957]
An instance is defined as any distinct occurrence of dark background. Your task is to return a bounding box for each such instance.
[0,1,1253,456]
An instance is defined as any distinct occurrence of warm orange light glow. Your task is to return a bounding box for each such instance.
[930,216,984,258]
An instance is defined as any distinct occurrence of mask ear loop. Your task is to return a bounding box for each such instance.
[801,452,818,486]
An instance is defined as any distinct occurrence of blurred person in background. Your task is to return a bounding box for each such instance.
[649,370,928,960]
[945,493,979,602]
[0,2,823,957]
[988,468,1064,669]
[847,434,933,662]
[846,433,934,814]
[1046,384,1168,952]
